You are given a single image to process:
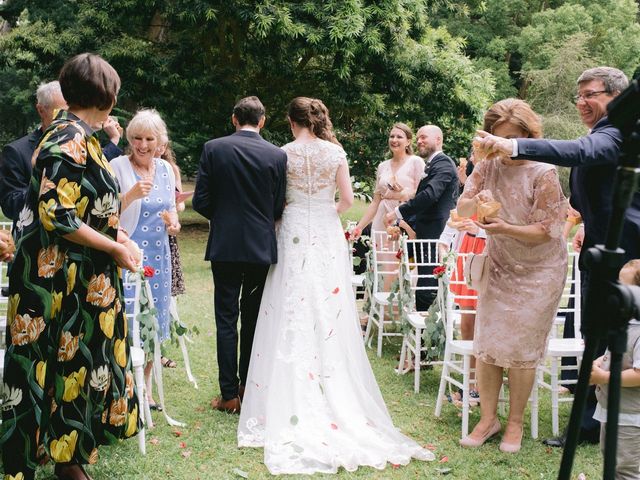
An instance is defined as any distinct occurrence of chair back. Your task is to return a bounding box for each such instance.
[122,262,143,347]
[370,230,402,293]
[549,247,581,339]
[400,238,441,308]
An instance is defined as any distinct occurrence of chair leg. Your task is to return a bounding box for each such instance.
[397,335,408,374]
[414,327,422,394]
[133,363,148,453]
[530,368,539,439]
[435,348,452,417]
[376,306,385,357]
[551,356,559,436]
[461,354,471,438]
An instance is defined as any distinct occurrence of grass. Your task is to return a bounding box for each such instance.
[3,199,601,480]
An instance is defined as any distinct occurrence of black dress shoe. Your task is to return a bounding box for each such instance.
[543,435,565,448]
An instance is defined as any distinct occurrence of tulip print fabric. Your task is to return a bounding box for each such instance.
[1,111,139,480]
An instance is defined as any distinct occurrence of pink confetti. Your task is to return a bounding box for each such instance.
[425,444,436,451]
[308,372,314,380]
[330,423,338,430]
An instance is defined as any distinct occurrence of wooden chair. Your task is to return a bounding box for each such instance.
[396,238,442,393]
[434,253,539,439]
[364,230,402,357]
[123,269,151,454]
[538,249,583,436]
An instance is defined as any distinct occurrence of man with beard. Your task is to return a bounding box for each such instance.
[386,124,458,311]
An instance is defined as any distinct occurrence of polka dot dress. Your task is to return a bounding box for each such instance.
[125,159,173,341]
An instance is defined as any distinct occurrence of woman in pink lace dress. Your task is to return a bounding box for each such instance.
[354,123,425,236]
[457,99,568,453]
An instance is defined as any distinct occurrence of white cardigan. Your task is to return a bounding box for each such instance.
[110,155,176,234]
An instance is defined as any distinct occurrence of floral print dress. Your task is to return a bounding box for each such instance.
[1,111,139,480]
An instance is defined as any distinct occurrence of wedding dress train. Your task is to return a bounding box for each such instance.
[237,138,433,475]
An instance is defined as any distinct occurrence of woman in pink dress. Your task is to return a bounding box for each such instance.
[354,123,425,236]
[457,99,568,453]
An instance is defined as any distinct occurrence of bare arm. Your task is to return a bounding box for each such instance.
[477,217,551,245]
[335,159,354,214]
[355,193,382,233]
[64,224,137,271]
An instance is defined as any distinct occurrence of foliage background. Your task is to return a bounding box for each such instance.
[0,0,639,195]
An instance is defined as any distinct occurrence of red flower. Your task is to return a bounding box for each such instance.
[143,265,155,278]
[395,248,403,260]
[433,265,446,277]
[344,231,351,241]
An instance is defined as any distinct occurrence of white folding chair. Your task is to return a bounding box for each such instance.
[364,230,402,357]
[434,253,539,439]
[538,248,583,436]
[123,269,150,454]
[396,238,441,393]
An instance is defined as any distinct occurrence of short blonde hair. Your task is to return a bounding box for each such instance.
[125,108,168,145]
[483,98,542,139]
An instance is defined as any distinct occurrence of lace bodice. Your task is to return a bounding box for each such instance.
[281,139,346,203]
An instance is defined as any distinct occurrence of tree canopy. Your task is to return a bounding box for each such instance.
[0,0,638,188]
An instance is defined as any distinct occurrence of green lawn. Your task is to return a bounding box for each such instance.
[3,200,600,480]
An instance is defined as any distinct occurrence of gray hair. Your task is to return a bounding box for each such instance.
[577,67,629,95]
[125,108,168,145]
[36,81,63,107]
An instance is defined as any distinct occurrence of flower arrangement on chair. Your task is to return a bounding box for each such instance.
[420,249,457,362]
[135,265,159,357]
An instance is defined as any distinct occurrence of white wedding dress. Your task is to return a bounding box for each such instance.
[237,138,434,475]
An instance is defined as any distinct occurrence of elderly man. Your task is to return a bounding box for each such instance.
[385,124,459,311]
[475,66,639,446]
[0,80,123,220]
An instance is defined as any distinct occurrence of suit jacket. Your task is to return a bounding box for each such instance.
[0,129,122,220]
[516,117,639,258]
[192,130,287,264]
[398,152,459,238]
[0,129,42,219]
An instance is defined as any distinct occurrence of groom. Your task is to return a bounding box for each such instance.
[193,96,287,413]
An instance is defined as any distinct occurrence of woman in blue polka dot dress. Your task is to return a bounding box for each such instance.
[111,109,181,408]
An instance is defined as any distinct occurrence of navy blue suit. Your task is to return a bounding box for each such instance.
[0,129,122,220]
[399,152,458,310]
[516,116,640,441]
[517,117,639,259]
[193,130,287,400]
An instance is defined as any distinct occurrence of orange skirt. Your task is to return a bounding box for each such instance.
[450,233,486,309]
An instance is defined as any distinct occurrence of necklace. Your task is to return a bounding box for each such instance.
[131,158,155,180]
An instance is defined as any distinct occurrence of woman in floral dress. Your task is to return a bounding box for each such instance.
[1,53,140,480]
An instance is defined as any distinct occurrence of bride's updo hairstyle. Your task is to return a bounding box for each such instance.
[287,97,340,145]
[483,98,542,139]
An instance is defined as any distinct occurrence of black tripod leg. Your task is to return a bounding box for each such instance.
[558,336,600,480]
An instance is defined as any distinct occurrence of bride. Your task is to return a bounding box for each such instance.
[237,97,434,474]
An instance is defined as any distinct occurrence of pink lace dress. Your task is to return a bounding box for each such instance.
[461,158,568,368]
[371,156,425,232]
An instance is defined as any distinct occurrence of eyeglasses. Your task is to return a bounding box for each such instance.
[573,90,609,103]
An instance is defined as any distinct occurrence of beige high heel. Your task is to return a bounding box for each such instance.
[459,419,502,448]
[499,423,523,453]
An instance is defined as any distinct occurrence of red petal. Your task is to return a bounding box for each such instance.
[332,287,339,294]
[439,456,449,463]
[330,423,338,430]
[179,441,187,448]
